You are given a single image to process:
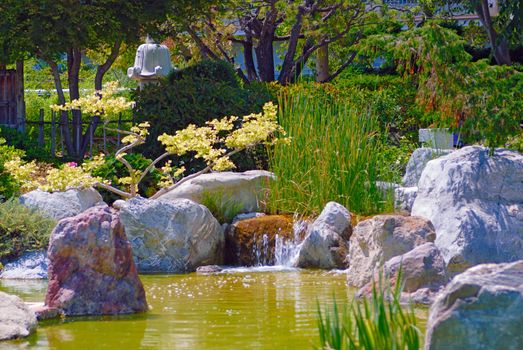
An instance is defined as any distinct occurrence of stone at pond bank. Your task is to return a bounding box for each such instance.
[157,170,274,216]
[295,202,351,269]
[225,214,300,266]
[26,302,62,321]
[0,251,48,279]
[402,148,453,187]
[119,197,223,273]
[196,265,223,274]
[357,243,448,305]
[45,206,147,316]
[412,146,523,274]
[425,261,523,350]
[20,188,105,221]
[0,291,37,340]
[347,215,436,288]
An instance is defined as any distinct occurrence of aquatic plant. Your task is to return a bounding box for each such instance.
[267,91,390,216]
[316,272,420,350]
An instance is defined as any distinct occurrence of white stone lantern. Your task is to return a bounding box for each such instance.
[127,36,173,88]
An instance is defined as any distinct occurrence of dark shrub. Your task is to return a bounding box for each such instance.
[132,60,272,173]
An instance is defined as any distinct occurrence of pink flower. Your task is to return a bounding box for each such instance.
[66,162,78,167]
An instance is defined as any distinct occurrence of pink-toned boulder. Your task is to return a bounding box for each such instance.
[45,206,147,316]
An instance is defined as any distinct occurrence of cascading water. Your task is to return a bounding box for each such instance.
[251,219,305,267]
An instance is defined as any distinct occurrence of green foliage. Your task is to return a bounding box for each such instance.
[132,60,272,171]
[0,139,24,199]
[169,59,240,87]
[0,126,54,162]
[200,189,244,223]
[267,90,390,216]
[377,137,418,184]
[316,273,420,350]
[358,21,523,149]
[0,198,56,261]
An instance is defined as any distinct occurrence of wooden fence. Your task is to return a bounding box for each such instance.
[0,70,18,126]
[23,108,135,158]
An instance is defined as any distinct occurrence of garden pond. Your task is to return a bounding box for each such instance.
[0,268,428,349]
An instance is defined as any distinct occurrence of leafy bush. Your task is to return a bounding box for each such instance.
[0,126,53,162]
[132,60,272,172]
[316,273,420,350]
[0,198,56,261]
[168,59,240,87]
[0,138,24,199]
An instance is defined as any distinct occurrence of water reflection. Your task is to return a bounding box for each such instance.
[0,270,427,349]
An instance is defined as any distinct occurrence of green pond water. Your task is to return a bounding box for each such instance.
[0,268,428,350]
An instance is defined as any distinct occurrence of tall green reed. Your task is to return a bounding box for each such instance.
[267,91,391,216]
[316,271,421,350]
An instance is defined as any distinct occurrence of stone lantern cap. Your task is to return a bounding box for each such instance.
[127,36,173,81]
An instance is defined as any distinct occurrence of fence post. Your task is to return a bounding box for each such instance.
[50,111,56,157]
[89,119,94,157]
[116,113,122,149]
[38,109,44,147]
[103,124,107,154]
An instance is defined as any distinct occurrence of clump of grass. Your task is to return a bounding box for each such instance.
[0,198,56,261]
[316,272,420,350]
[268,91,390,216]
[200,189,245,223]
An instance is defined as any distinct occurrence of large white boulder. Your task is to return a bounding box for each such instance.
[346,215,436,287]
[295,202,351,269]
[0,291,37,340]
[412,146,523,274]
[157,170,274,215]
[425,261,523,350]
[20,188,105,221]
[119,197,223,273]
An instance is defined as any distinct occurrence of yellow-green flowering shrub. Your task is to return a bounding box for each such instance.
[50,81,134,119]
[6,102,287,199]
[5,155,106,193]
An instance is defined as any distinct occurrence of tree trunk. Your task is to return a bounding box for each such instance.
[243,34,259,81]
[46,58,74,156]
[315,44,329,82]
[476,0,512,65]
[255,30,276,82]
[95,38,122,90]
[67,48,83,158]
[279,6,306,84]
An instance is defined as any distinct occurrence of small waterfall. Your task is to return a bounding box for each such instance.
[250,219,305,267]
[252,234,271,266]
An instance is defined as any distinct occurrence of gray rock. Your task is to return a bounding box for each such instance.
[119,197,223,273]
[0,291,37,340]
[402,148,453,187]
[0,251,48,279]
[295,202,351,269]
[357,243,448,305]
[394,186,418,213]
[20,188,105,221]
[157,170,275,214]
[384,242,447,293]
[347,215,436,287]
[411,146,523,274]
[425,261,523,350]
